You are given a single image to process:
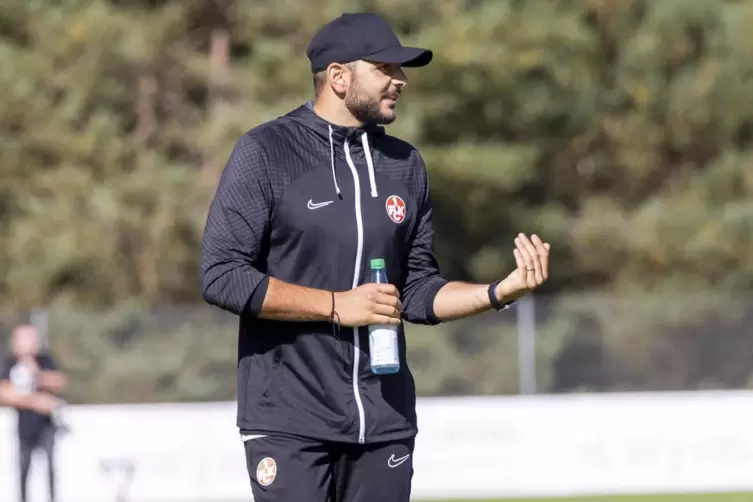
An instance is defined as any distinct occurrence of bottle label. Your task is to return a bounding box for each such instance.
[369,326,399,367]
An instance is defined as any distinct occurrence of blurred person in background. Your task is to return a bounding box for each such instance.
[201,11,550,502]
[0,324,68,502]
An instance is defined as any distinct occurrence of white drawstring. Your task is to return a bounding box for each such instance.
[361,132,378,198]
[329,127,378,199]
[328,125,341,197]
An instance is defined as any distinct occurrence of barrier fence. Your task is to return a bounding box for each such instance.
[3,393,753,502]
[2,292,752,405]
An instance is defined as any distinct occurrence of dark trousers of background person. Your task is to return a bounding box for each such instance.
[18,425,56,502]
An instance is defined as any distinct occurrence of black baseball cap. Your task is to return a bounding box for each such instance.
[306,13,433,73]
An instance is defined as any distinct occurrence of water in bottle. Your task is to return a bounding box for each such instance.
[367,258,400,375]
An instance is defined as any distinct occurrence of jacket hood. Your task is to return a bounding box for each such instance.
[283,101,386,199]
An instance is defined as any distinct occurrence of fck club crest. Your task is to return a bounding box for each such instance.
[385,195,406,224]
[256,457,277,486]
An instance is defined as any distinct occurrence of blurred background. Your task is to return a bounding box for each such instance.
[1,0,753,501]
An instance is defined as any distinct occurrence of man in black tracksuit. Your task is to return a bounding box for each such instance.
[200,12,551,502]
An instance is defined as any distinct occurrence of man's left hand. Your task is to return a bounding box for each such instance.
[496,233,550,302]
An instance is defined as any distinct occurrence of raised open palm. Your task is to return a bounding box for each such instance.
[496,233,550,302]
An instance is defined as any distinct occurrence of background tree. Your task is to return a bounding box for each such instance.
[1,0,751,403]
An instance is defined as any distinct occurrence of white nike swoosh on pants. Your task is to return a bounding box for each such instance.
[388,453,410,468]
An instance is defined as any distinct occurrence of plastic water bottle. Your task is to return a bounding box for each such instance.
[368,258,400,375]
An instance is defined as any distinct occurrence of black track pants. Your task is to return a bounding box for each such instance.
[244,434,415,502]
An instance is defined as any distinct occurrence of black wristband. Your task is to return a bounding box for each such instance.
[488,280,504,310]
[488,280,516,312]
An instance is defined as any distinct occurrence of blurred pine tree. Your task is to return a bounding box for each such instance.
[1,0,752,401]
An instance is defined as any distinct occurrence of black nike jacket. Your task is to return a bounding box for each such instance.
[200,101,448,444]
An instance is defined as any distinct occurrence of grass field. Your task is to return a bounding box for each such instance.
[419,494,753,502]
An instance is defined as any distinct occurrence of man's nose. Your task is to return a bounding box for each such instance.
[391,67,408,87]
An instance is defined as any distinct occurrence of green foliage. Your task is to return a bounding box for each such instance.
[1,0,752,402]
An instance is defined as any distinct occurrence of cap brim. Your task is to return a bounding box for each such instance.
[365,46,433,68]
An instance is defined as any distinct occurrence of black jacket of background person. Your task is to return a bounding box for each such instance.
[0,352,60,440]
[200,101,448,445]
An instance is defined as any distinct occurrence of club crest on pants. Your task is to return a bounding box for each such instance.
[256,457,277,486]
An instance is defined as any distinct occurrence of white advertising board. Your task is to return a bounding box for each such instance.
[411,392,753,499]
[2,392,753,501]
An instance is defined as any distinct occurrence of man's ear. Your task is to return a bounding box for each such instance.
[327,63,351,94]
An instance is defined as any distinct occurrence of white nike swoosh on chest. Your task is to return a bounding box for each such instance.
[307,199,334,210]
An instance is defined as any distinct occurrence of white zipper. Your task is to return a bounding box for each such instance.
[343,138,367,444]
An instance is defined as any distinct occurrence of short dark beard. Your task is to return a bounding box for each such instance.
[345,79,395,125]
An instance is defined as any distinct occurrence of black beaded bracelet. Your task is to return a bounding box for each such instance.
[330,291,340,325]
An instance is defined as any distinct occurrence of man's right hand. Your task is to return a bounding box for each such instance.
[334,283,402,327]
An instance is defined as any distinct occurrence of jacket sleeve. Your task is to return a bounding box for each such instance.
[200,133,272,316]
[401,152,449,325]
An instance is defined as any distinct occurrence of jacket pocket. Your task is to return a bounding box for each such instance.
[240,348,279,412]
[260,346,282,406]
